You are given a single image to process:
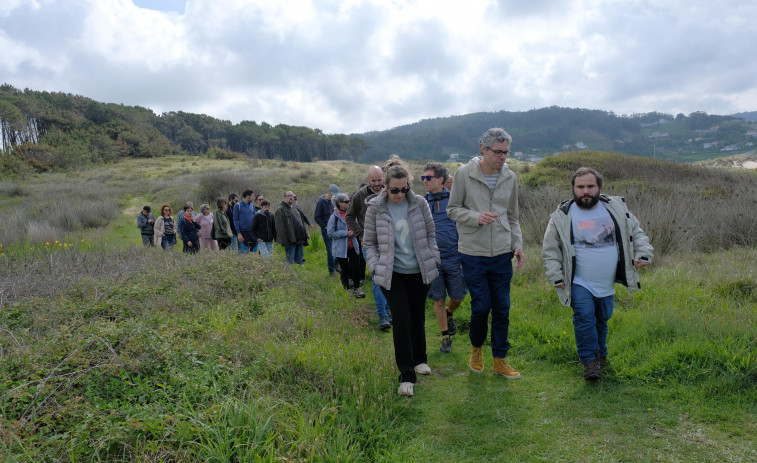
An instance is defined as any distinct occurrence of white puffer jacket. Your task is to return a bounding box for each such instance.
[363,190,441,290]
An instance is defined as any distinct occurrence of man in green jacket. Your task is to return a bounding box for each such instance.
[447,128,524,379]
[542,167,653,380]
[275,191,308,265]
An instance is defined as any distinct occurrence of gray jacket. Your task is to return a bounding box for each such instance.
[541,194,654,306]
[447,157,523,257]
[363,190,440,290]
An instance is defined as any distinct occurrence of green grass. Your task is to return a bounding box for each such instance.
[0,156,756,461]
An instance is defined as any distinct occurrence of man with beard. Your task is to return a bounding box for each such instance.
[346,165,392,330]
[542,167,653,380]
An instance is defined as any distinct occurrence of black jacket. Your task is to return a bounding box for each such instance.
[251,210,276,242]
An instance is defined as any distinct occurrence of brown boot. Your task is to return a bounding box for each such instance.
[493,357,521,379]
[469,345,484,373]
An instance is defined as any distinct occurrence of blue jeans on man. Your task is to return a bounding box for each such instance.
[285,244,304,265]
[362,245,390,319]
[229,234,239,252]
[460,252,513,358]
[258,241,273,257]
[238,230,259,254]
[321,228,336,273]
[570,283,614,364]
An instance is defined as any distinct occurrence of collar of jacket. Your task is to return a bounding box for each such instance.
[466,156,513,184]
[425,188,449,201]
[557,194,613,214]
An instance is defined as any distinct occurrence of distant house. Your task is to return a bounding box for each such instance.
[649,132,669,138]
[703,141,718,149]
[447,153,460,162]
[575,142,587,149]
[746,130,757,137]
[721,144,740,152]
[512,151,524,159]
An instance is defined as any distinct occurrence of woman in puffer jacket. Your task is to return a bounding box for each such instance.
[363,155,440,397]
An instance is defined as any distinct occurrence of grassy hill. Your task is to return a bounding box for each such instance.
[0,153,755,461]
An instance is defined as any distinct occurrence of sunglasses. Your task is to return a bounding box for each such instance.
[421,175,436,181]
[340,199,350,203]
[388,186,410,195]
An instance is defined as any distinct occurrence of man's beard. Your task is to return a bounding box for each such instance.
[574,193,599,209]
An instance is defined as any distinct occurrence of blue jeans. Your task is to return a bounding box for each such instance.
[461,252,513,358]
[258,241,273,257]
[229,234,239,252]
[362,245,389,318]
[238,231,259,254]
[285,244,304,265]
[161,234,176,250]
[571,284,615,364]
[321,228,336,273]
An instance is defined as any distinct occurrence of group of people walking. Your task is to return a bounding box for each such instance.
[137,126,654,398]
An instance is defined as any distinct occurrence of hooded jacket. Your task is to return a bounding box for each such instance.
[447,157,523,257]
[541,194,654,306]
[363,189,440,290]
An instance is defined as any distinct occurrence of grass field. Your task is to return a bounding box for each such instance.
[0,155,755,462]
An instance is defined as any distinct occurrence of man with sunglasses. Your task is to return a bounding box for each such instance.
[447,128,524,379]
[422,162,467,354]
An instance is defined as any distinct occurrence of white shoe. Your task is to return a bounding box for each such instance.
[398,382,414,396]
[414,363,432,375]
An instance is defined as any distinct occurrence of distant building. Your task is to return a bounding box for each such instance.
[447,153,460,162]
[703,142,718,149]
[575,142,587,149]
[649,132,669,138]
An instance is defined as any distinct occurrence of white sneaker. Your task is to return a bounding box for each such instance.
[414,363,432,375]
[398,382,414,396]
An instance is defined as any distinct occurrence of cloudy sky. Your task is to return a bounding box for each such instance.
[1,0,755,134]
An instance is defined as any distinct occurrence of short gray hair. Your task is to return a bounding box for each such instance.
[200,204,211,212]
[479,127,512,147]
[332,193,350,207]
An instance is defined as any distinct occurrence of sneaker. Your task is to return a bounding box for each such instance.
[353,288,366,298]
[446,312,457,336]
[469,345,484,373]
[378,316,391,330]
[599,356,610,370]
[440,336,452,353]
[329,271,338,277]
[414,363,432,375]
[493,357,521,379]
[583,358,601,381]
[398,382,414,397]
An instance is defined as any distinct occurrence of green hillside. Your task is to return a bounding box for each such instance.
[0,153,755,461]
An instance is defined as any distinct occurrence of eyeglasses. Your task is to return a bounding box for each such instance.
[286,194,294,198]
[388,186,410,194]
[341,199,350,203]
[485,147,510,157]
[421,175,437,181]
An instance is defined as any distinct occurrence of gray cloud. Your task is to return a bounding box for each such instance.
[1,0,756,133]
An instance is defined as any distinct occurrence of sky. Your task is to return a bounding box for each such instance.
[1,0,756,134]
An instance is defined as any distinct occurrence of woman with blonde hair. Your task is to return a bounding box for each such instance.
[363,155,440,397]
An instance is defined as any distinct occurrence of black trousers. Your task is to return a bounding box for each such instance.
[336,246,362,290]
[380,272,430,383]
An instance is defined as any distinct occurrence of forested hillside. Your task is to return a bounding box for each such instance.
[2,84,755,174]
[0,85,368,173]
[357,107,753,163]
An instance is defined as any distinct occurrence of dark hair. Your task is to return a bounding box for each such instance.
[571,167,603,189]
[242,189,254,199]
[142,205,151,213]
[216,197,227,209]
[260,200,271,207]
[423,162,449,183]
[228,193,239,201]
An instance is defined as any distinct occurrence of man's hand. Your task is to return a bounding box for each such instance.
[633,260,649,268]
[514,248,524,270]
[478,212,499,225]
[237,233,244,242]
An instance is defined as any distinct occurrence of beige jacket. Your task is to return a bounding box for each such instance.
[363,190,440,290]
[447,157,523,257]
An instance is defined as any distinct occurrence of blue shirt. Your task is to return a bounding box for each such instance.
[233,200,256,232]
[425,187,459,258]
